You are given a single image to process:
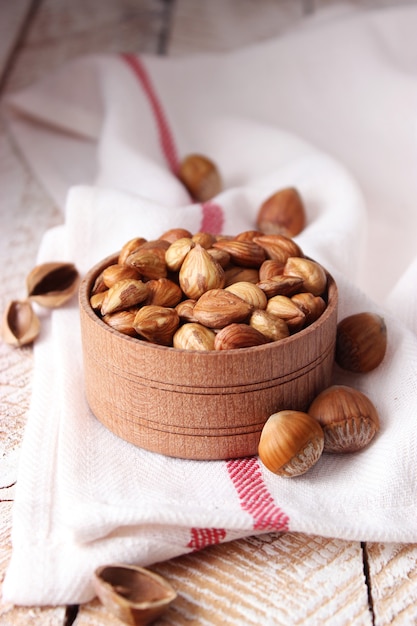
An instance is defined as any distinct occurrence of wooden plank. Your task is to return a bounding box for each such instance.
[168,0,305,56]
[0,0,33,85]
[77,533,372,625]
[365,542,417,625]
[3,0,171,93]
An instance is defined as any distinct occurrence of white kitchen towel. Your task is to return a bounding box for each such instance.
[3,5,417,606]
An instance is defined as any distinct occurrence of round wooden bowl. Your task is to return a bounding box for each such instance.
[79,254,338,460]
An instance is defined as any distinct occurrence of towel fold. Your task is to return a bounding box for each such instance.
[3,5,417,606]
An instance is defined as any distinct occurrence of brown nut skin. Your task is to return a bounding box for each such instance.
[101,279,149,316]
[212,240,266,269]
[335,312,387,373]
[179,244,225,299]
[283,257,327,296]
[253,234,303,264]
[193,289,252,329]
[308,384,380,453]
[173,322,216,351]
[258,410,324,477]
[225,281,268,310]
[256,187,306,237]
[133,305,180,346]
[214,323,270,350]
[249,310,289,342]
[102,264,142,288]
[118,237,147,265]
[159,228,193,243]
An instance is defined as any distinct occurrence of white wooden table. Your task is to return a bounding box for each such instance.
[1,1,416,624]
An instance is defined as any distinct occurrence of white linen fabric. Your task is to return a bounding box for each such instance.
[2,5,417,606]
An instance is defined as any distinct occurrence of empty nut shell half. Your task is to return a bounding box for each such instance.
[1,299,41,347]
[93,563,177,626]
[26,262,79,308]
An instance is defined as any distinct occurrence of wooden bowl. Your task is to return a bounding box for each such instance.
[79,254,338,460]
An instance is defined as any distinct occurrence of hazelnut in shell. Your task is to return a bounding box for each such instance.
[308,384,380,453]
[335,312,387,373]
[178,153,222,202]
[258,410,324,477]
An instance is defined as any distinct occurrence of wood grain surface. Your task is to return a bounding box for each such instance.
[1,1,416,625]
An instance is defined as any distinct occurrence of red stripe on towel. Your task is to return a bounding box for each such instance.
[187,527,227,551]
[201,201,224,234]
[121,53,179,174]
[227,457,290,531]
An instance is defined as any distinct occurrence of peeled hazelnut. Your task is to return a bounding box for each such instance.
[225,281,267,310]
[133,305,179,346]
[266,295,306,332]
[253,234,303,264]
[126,248,167,280]
[26,262,79,308]
[193,289,252,329]
[234,230,264,242]
[179,244,225,299]
[258,410,324,477]
[212,240,266,268]
[165,237,195,272]
[214,323,269,350]
[223,267,259,287]
[91,270,108,295]
[118,237,147,265]
[192,231,216,249]
[308,384,380,453]
[335,312,387,373]
[101,279,149,316]
[258,259,285,281]
[102,310,138,337]
[159,227,193,243]
[1,299,40,347]
[178,153,222,202]
[139,239,170,252]
[207,247,231,268]
[257,275,303,299]
[175,299,198,323]
[283,257,327,296]
[249,309,289,342]
[144,278,182,308]
[102,264,142,288]
[173,322,216,351]
[90,291,108,311]
[256,187,306,237]
[291,292,326,325]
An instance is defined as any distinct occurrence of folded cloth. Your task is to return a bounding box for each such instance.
[3,5,417,606]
